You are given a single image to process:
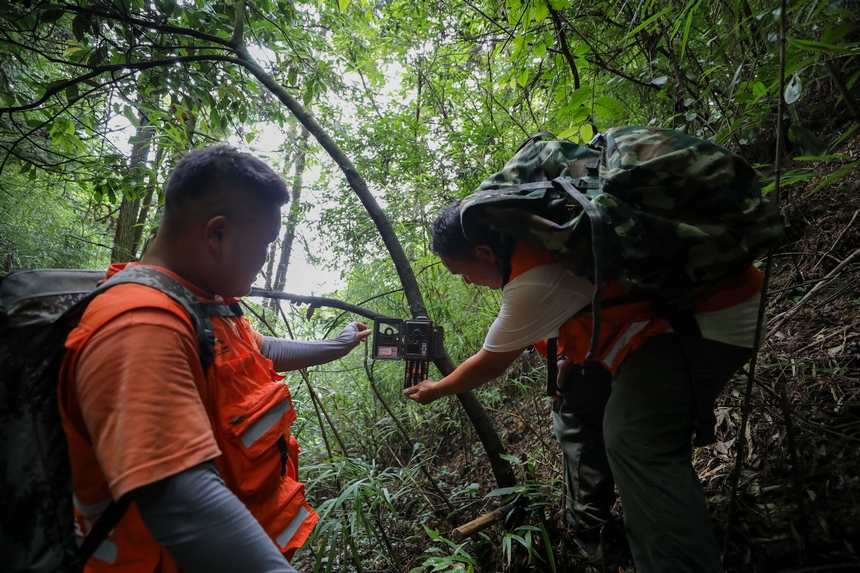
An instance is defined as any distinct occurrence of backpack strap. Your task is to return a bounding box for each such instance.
[655,304,719,446]
[94,266,218,371]
[66,266,241,565]
[545,337,559,397]
[553,177,607,361]
[66,495,133,568]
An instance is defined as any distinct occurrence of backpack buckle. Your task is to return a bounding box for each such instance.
[587,132,606,150]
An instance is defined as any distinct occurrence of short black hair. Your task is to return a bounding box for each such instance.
[163,145,289,221]
[430,200,503,259]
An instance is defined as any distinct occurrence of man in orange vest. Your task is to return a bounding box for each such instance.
[405,201,762,573]
[59,146,369,572]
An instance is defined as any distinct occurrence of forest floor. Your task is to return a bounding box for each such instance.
[428,125,860,572]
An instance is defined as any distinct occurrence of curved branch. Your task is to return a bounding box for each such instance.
[0,55,241,114]
[549,8,580,90]
[228,5,515,488]
[59,3,231,47]
[232,47,426,319]
[248,288,384,320]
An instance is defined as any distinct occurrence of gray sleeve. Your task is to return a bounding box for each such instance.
[261,323,361,372]
[132,462,298,573]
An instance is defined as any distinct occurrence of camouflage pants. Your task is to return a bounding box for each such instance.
[551,363,617,532]
[604,334,752,573]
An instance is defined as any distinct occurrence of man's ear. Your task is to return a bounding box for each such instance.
[204,215,229,253]
[474,245,497,263]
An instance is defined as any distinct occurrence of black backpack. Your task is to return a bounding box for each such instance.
[0,266,218,572]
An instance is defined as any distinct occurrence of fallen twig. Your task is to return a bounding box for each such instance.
[767,247,860,338]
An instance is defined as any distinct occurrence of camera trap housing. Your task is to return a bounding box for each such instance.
[372,317,443,361]
[372,317,444,388]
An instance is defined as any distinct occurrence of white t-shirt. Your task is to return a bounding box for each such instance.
[483,264,761,353]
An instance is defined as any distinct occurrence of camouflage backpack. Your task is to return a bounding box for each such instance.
[0,266,217,572]
[461,126,784,356]
[463,126,783,291]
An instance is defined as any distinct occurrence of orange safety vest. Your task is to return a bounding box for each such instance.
[58,264,318,571]
[511,242,764,374]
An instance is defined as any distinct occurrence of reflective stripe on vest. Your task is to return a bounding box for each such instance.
[276,505,312,549]
[73,494,112,519]
[603,320,649,367]
[77,535,119,565]
[242,399,293,448]
[73,495,118,565]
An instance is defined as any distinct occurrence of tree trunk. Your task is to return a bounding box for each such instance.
[274,125,310,292]
[111,114,153,263]
[131,144,164,257]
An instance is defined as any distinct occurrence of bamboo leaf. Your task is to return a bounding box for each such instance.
[811,162,859,195]
[624,7,672,39]
[788,38,860,55]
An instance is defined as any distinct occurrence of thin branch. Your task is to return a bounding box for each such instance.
[0,55,241,114]
[248,288,384,321]
[767,247,860,337]
[549,8,580,90]
[59,3,231,47]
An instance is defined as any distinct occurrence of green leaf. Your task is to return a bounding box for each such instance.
[751,81,767,99]
[830,123,860,149]
[593,95,622,119]
[72,15,86,40]
[761,170,819,194]
[557,126,578,139]
[533,41,546,59]
[338,0,351,12]
[788,38,860,56]
[40,8,65,24]
[65,84,79,101]
[788,125,827,156]
[579,123,594,142]
[567,85,592,110]
[532,0,549,23]
[624,6,672,40]
[810,161,859,195]
[517,69,529,87]
[793,154,851,162]
[485,485,526,497]
[123,105,140,128]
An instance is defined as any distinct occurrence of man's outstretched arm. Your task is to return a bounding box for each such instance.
[260,322,370,371]
[403,347,523,404]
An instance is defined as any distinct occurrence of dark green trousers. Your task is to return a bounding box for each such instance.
[552,364,616,533]
[553,334,751,573]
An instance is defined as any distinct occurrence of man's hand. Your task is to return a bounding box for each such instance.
[404,380,439,404]
[350,322,372,342]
